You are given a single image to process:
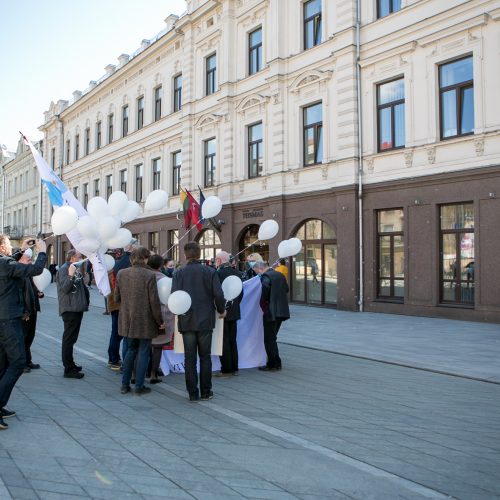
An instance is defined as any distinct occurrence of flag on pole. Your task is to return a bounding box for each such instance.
[180,190,191,230]
[186,189,203,231]
[23,134,111,296]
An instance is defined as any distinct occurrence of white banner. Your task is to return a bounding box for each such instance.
[24,136,110,296]
[161,276,267,374]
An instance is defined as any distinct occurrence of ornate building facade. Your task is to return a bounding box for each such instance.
[38,0,500,321]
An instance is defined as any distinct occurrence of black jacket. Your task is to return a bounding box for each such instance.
[217,264,243,322]
[172,260,225,332]
[0,252,47,320]
[22,277,41,316]
[260,268,290,322]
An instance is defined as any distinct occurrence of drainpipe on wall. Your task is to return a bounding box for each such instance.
[356,0,364,312]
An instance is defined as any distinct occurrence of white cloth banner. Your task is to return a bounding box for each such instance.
[24,136,110,296]
[160,276,267,374]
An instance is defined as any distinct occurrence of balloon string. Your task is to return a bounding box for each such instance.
[162,217,203,257]
[231,241,262,260]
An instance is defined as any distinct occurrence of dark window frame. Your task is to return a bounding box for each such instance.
[65,139,70,165]
[122,105,129,137]
[85,128,90,156]
[135,164,143,203]
[83,183,89,209]
[376,209,405,301]
[96,121,102,150]
[206,53,217,96]
[137,96,144,130]
[377,0,402,19]
[94,178,100,197]
[248,122,263,178]
[172,151,181,195]
[74,134,80,161]
[105,175,112,200]
[152,158,161,191]
[120,169,127,194]
[108,113,114,143]
[439,202,475,306]
[439,56,474,141]
[173,74,182,112]
[154,86,162,121]
[303,0,322,50]
[377,77,405,152]
[248,27,262,75]
[303,102,323,167]
[204,138,216,188]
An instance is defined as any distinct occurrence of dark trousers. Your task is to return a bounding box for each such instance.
[107,311,122,364]
[61,311,84,371]
[263,319,282,369]
[219,320,238,374]
[121,338,151,389]
[0,319,26,408]
[22,312,37,366]
[183,330,212,397]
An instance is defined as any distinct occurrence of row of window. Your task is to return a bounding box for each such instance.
[5,204,38,231]
[378,56,474,151]
[377,203,474,305]
[6,166,39,197]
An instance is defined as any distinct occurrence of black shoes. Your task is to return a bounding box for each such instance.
[0,418,7,430]
[0,408,16,418]
[64,369,84,379]
[27,362,40,369]
[189,393,200,402]
[150,378,162,384]
[134,386,151,395]
[258,366,278,372]
[120,385,131,394]
[200,391,214,401]
[72,364,83,372]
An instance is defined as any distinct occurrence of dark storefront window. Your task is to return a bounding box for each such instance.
[167,230,179,263]
[238,224,269,271]
[149,232,160,254]
[440,203,474,305]
[439,56,474,139]
[304,0,322,50]
[377,209,404,300]
[377,78,405,151]
[248,122,263,178]
[196,229,222,263]
[292,219,337,305]
[303,102,323,166]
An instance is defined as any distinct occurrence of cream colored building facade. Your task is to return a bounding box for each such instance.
[38,0,500,321]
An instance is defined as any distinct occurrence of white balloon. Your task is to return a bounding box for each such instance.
[105,228,132,249]
[87,196,110,218]
[121,200,141,223]
[278,240,291,259]
[145,190,168,211]
[51,206,78,235]
[258,219,279,241]
[77,216,99,239]
[287,237,302,257]
[167,290,192,315]
[97,216,120,240]
[221,275,242,301]
[108,191,129,216]
[78,238,100,256]
[33,268,52,293]
[98,243,109,255]
[103,254,115,271]
[201,196,222,219]
[157,277,173,305]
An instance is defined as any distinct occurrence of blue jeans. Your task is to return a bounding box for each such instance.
[0,319,26,408]
[107,311,122,364]
[121,338,151,389]
[183,330,212,397]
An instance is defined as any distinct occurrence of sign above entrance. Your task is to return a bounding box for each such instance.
[242,207,264,219]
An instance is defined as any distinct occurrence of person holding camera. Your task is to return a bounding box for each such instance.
[56,250,90,379]
[0,235,46,430]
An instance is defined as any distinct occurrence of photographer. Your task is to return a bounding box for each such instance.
[56,250,89,379]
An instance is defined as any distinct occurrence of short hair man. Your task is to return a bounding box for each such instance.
[172,242,226,401]
[0,235,47,429]
[215,251,243,377]
[56,249,90,379]
[253,260,290,371]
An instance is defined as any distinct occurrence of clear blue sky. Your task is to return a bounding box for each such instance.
[0,0,186,152]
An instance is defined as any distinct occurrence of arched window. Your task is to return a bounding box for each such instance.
[237,224,269,271]
[291,219,337,306]
[195,229,222,263]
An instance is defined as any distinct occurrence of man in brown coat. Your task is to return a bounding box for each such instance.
[114,247,164,395]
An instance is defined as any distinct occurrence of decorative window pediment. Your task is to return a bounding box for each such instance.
[236,94,269,114]
[290,70,332,94]
[195,113,222,130]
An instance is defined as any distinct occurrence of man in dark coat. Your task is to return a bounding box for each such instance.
[215,251,243,377]
[114,246,164,395]
[56,249,90,379]
[172,241,226,402]
[253,261,290,371]
[0,235,46,430]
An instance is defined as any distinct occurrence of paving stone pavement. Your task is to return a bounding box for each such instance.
[0,284,499,499]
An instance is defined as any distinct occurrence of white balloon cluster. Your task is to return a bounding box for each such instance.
[278,237,302,258]
[49,191,143,262]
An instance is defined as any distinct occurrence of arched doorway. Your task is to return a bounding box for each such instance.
[291,219,337,306]
[195,229,222,264]
[237,224,269,271]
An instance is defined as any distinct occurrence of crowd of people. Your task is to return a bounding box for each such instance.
[0,233,290,430]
